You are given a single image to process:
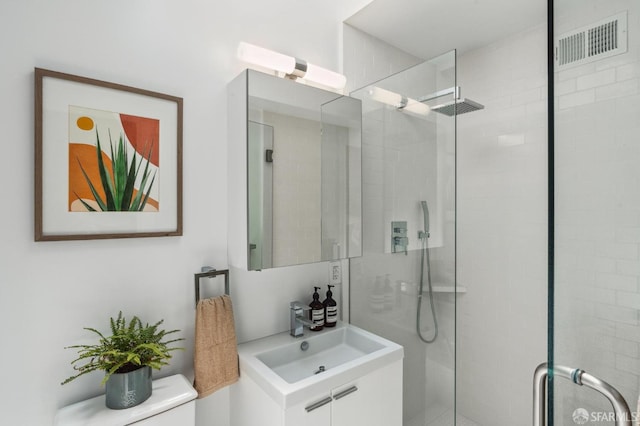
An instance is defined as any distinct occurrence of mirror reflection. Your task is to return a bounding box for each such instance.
[246,70,362,270]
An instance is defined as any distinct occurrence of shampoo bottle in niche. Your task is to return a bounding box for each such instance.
[323,285,338,327]
[309,286,325,331]
[383,274,393,311]
[369,276,384,313]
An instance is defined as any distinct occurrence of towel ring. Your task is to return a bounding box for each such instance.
[194,268,229,307]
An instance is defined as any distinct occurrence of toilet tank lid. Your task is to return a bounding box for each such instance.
[54,374,197,426]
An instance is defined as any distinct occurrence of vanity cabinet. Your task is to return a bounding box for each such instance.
[232,360,402,426]
[331,367,401,426]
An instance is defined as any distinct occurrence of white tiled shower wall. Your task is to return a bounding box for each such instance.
[554,1,640,423]
[455,23,548,426]
[343,24,423,95]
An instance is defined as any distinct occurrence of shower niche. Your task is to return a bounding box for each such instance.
[227,70,363,271]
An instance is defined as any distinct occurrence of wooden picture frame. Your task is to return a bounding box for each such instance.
[34,68,183,241]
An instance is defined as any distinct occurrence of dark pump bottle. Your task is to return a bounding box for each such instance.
[323,285,338,327]
[309,286,325,331]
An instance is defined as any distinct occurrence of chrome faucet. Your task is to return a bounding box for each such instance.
[290,301,315,337]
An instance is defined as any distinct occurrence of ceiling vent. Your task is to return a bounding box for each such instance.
[555,11,628,70]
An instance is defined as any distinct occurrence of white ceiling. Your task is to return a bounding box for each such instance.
[345,0,547,60]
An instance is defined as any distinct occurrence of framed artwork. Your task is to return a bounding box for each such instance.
[34,68,183,241]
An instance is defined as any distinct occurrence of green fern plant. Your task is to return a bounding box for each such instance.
[75,129,157,211]
[62,312,183,385]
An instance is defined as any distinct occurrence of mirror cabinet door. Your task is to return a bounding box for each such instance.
[242,70,362,270]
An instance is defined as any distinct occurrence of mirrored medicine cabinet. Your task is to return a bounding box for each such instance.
[227,69,362,271]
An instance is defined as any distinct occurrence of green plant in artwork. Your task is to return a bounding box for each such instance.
[62,311,183,385]
[75,129,156,211]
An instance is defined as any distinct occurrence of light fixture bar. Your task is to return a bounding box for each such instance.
[237,42,346,90]
[287,58,307,79]
[237,42,296,75]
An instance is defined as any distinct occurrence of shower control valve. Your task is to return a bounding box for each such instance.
[394,237,408,245]
[391,221,409,255]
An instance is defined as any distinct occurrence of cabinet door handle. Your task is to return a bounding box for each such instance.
[305,396,333,412]
[333,385,358,400]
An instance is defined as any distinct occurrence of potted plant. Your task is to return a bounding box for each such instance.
[62,311,183,409]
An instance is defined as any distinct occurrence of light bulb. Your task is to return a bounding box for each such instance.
[367,86,430,116]
[237,42,295,75]
[368,87,403,107]
[305,63,347,90]
[402,99,431,115]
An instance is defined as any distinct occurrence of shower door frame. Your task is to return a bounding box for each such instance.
[547,0,556,423]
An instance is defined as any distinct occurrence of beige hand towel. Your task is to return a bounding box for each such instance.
[194,294,239,398]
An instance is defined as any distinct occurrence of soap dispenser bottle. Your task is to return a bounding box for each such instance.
[323,285,338,327]
[309,286,325,331]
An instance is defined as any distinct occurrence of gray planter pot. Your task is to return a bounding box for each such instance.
[105,366,152,409]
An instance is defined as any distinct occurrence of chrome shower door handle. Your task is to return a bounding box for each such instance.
[533,362,632,426]
[533,363,547,426]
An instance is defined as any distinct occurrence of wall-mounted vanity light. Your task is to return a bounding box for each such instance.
[367,86,430,116]
[237,42,347,90]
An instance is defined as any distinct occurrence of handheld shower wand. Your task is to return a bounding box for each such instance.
[417,200,438,343]
[419,200,430,239]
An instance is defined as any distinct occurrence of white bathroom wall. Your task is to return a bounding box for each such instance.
[553,1,640,422]
[455,23,548,426]
[0,1,372,425]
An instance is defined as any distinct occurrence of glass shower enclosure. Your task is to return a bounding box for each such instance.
[350,51,458,426]
[552,0,640,424]
[345,0,640,424]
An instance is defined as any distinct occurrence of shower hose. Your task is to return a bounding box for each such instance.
[417,236,438,343]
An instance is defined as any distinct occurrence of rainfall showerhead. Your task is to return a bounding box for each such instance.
[417,87,484,116]
[430,98,484,116]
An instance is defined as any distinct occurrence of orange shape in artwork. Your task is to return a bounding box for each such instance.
[76,116,94,131]
[120,114,160,167]
[68,143,159,211]
[69,143,109,210]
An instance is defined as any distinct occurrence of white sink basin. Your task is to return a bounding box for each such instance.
[256,325,386,383]
[237,322,403,409]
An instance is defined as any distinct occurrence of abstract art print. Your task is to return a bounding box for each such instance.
[68,107,160,213]
[35,68,182,241]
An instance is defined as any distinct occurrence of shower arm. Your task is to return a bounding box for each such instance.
[533,362,632,426]
[417,86,460,103]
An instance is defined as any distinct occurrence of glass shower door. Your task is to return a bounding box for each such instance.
[349,50,457,426]
[553,1,640,424]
